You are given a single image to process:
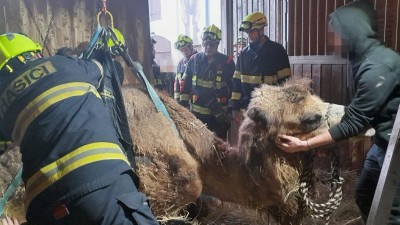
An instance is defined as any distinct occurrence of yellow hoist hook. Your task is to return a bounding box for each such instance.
[97,10,114,28]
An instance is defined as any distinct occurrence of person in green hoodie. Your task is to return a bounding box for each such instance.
[276,1,400,222]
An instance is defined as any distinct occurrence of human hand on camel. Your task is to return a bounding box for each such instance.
[275,134,309,153]
[1,217,20,225]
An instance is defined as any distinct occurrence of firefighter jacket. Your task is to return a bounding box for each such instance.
[230,36,292,111]
[174,51,198,102]
[180,52,234,118]
[0,55,132,219]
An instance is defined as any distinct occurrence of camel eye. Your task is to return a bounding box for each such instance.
[300,113,322,131]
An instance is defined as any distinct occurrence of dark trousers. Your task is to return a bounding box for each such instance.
[356,144,400,223]
[53,171,159,225]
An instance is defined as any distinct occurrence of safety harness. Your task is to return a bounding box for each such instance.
[83,5,180,170]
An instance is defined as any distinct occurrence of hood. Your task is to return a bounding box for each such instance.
[329,1,379,60]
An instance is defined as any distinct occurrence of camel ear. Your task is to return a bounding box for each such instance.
[246,107,269,125]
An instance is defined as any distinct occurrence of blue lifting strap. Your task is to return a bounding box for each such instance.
[130,61,179,136]
[0,167,23,217]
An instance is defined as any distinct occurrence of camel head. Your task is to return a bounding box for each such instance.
[236,78,346,222]
[245,78,342,141]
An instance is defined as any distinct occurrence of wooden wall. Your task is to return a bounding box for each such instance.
[0,0,153,84]
[290,56,351,105]
[289,56,373,170]
[288,0,400,56]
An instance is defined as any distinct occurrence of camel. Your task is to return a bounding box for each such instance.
[156,78,348,224]
[1,78,351,224]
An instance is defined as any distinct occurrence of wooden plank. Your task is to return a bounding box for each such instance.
[320,64,332,102]
[292,64,303,78]
[302,64,311,79]
[287,0,295,55]
[289,55,347,65]
[331,64,343,104]
[302,0,310,55]
[309,1,318,55]
[311,64,321,95]
[367,105,400,224]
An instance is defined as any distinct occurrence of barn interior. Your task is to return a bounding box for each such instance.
[0,0,399,225]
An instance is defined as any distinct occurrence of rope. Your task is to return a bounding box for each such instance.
[296,104,344,224]
[298,150,344,225]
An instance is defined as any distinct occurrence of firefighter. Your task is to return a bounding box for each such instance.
[0,33,158,225]
[230,12,292,124]
[180,25,235,139]
[173,34,198,102]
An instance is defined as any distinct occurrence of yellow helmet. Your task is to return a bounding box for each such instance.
[202,24,222,41]
[239,12,268,31]
[0,33,42,70]
[107,28,125,55]
[174,34,193,49]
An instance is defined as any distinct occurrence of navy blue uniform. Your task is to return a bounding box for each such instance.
[174,51,197,102]
[180,52,235,138]
[0,55,158,225]
[230,36,291,111]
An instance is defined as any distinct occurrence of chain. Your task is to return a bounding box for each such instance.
[23,0,56,56]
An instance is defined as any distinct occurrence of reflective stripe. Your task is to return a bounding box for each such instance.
[231,92,241,100]
[180,94,190,101]
[25,142,129,207]
[174,93,180,99]
[233,71,241,79]
[241,74,263,84]
[263,68,291,84]
[99,89,115,100]
[194,78,213,88]
[277,68,292,78]
[240,68,291,85]
[191,104,211,115]
[12,82,101,145]
[263,75,278,84]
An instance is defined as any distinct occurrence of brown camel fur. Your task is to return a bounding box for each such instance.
[1,78,348,224]
[158,78,347,224]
